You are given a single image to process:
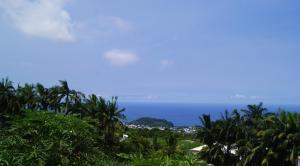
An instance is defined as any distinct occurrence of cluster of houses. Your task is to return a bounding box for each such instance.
[123,124,238,156]
[174,126,198,134]
[126,124,166,131]
[125,124,198,134]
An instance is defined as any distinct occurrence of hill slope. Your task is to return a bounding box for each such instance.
[129,117,174,128]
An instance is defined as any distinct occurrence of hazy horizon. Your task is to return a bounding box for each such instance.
[120,101,300,126]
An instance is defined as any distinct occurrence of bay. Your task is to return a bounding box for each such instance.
[120,102,300,126]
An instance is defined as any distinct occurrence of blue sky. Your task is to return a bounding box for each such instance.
[0,0,299,104]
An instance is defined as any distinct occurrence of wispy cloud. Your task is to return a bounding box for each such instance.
[103,49,138,67]
[160,59,175,68]
[0,0,74,41]
[230,94,247,99]
[104,16,132,31]
[74,15,132,39]
[230,94,264,100]
[249,95,264,100]
[143,95,159,100]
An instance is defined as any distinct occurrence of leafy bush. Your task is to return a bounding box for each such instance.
[0,111,104,165]
[130,155,212,166]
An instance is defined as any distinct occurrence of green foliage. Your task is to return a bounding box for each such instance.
[0,111,103,165]
[130,154,212,166]
[165,133,177,156]
[100,96,126,147]
[178,140,201,151]
[0,78,20,115]
[3,78,298,165]
[129,117,174,128]
[0,78,213,165]
[197,103,300,166]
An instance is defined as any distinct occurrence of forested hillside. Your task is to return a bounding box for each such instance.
[129,117,174,128]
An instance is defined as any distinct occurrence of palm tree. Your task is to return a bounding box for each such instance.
[241,102,268,131]
[238,111,300,166]
[0,78,20,115]
[261,111,300,166]
[36,83,50,111]
[58,80,72,114]
[48,86,62,113]
[198,114,227,165]
[242,102,267,120]
[65,90,85,116]
[56,80,82,115]
[85,94,100,118]
[100,96,126,146]
[198,114,214,146]
[198,111,246,166]
[16,83,37,110]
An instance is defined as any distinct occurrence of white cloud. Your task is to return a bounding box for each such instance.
[74,15,132,39]
[103,49,138,66]
[230,94,264,100]
[160,59,175,68]
[249,95,264,100]
[0,0,74,41]
[230,94,247,99]
[118,94,159,101]
[104,16,131,31]
[143,95,159,100]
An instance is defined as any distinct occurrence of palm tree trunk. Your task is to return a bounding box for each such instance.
[65,95,69,114]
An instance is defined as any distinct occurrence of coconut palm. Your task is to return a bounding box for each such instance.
[16,83,37,110]
[36,83,50,111]
[48,86,62,113]
[260,111,300,166]
[65,90,86,116]
[100,96,126,146]
[242,102,267,120]
[58,80,72,114]
[198,114,214,147]
[55,80,82,115]
[85,94,100,118]
[0,78,20,114]
[198,113,239,166]
[240,112,297,166]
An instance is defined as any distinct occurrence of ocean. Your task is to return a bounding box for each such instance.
[119,102,300,126]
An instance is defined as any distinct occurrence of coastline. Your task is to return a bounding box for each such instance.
[121,102,300,126]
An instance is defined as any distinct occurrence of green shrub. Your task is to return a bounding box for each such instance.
[0,111,103,165]
[130,155,212,166]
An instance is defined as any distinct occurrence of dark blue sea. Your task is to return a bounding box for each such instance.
[119,102,300,126]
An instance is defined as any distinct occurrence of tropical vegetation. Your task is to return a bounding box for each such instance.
[0,77,299,165]
[0,78,210,165]
[198,104,300,166]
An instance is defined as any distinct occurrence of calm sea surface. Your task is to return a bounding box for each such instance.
[119,102,300,126]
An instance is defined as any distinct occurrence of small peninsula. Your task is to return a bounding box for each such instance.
[129,117,174,128]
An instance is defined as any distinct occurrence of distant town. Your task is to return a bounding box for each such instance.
[126,117,198,134]
[126,124,198,134]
